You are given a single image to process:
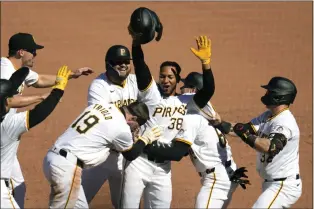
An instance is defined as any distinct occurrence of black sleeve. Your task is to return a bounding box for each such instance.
[132,45,153,91]
[28,89,64,129]
[193,68,215,108]
[122,139,146,161]
[144,140,191,162]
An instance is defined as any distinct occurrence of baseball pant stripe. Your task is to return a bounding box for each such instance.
[205,172,216,209]
[8,189,16,209]
[118,160,129,209]
[267,181,284,209]
[10,179,15,197]
[64,165,79,209]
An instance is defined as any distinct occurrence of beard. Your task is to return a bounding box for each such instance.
[22,58,34,68]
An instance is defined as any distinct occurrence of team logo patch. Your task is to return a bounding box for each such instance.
[275,126,284,133]
[120,48,126,55]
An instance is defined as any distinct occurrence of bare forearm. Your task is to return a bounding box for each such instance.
[7,95,44,108]
[32,74,56,88]
[254,138,270,153]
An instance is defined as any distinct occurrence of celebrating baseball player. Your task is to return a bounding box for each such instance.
[231,77,302,208]
[81,8,163,208]
[42,100,162,209]
[0,32,93,208]
[120,7,220,207]
[1,65,72,209]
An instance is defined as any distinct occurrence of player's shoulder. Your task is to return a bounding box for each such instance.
[272,109,299,131]
[0,57,15,79]
[177,93,194,104]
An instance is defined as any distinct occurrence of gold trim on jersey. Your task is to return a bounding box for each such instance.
[267,181,284,208]
[175,138,192,146]
[10,179,15,196]
[8,188,16,209]
[26,111,30,130]
[64,165,79,209]
[266,107,289,122]
[140,76,153,92]
[206,172,216,209]
[249,122,257,134]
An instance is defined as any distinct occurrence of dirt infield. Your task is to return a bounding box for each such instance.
[1,2,312,208]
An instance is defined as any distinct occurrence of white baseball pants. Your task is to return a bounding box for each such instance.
[252,175,302,208]
[1,179,20,209]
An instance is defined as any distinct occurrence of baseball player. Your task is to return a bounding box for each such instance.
[120,35,219,209]
[1,66,72,209]
[144,111,251,208]
[232,76,302,208]
[1,32,93,208]
[158,60,182,97]
[82,45,162,207]
[43,101,162,209]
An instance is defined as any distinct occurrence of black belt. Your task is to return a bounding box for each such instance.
[199,160,231,177]
[265,174,300,182]
[4,179,9,188]
[59,149,84,168]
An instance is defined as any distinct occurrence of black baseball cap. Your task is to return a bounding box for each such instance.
[9,33,44,51]
[181,72,203,90]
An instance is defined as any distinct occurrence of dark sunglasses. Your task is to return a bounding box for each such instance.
[24,49,37,57]
[110,60,130,66]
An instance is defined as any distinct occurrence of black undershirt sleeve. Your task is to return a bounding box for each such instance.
[122,139,146,161]
[193,68,215,108]
[28,89,64,129]
[144,140,191,162]
[132,45,153,91]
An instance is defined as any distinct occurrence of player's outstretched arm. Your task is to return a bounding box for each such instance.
[32,67,93,88]
[144,140,191,162]
[191,35,215,108]
[27,66,71,129]
[7,93,49,108]
[129,31,153,91]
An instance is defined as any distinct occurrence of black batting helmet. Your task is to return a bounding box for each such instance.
[181,72,203,90]
[105,45,132,63]
[261,76,297,106]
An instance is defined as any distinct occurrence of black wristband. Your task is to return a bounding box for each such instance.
[242,133,257,148]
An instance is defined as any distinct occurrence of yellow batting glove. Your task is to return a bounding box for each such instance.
[52,65,72,91]
[190,35,212,64]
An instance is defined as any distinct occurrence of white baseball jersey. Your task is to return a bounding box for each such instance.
[141,93,218,144]
[174,114,232,173]
[54,103,135,168]
[88,73,161,108]
[250,108,300,179]
[0,111,29,178]
[1,57,39,114]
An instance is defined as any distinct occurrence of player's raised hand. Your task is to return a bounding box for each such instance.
[52,65,72,91]
[139,126,162,145]
[190,35,212,65]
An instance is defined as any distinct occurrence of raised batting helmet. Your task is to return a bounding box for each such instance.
[261,76,297,106]
[105,45,132,63]
[0,67,30,121]
[129,7,163,44]
[181,72,203,90]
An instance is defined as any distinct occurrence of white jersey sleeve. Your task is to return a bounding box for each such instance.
[87,77,110,106]
[250,110,272,134]
[174,114,200,145]
[138,79,162,106]
[24,69,39,87]
[186,97,217,121]
[2,111,28,139]
[112,131,133,152]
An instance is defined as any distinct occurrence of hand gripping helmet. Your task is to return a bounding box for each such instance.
[0,67,30,122]
[261,76,297,106]
[181,72,203,90]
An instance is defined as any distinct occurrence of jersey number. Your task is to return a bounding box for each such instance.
[260,154,273,163]
[168,118,183,130]
[71,111,100,134]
